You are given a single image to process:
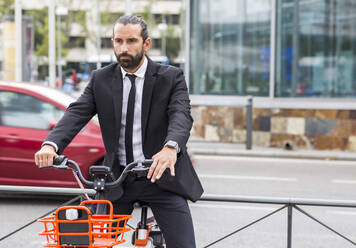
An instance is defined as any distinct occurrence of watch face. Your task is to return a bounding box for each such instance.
[165,140,179,153]
[166,141,177,148]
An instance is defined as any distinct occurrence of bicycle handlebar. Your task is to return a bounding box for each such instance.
[40,155,153,190]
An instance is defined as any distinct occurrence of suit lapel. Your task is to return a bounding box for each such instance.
[141,58,158,145]
[111,64,123,144]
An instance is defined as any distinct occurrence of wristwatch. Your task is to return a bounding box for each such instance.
[164,140,180,153]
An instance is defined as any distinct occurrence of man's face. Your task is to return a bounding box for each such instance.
[112,23,151,71]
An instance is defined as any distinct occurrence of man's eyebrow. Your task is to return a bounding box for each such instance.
[113,37,139,40]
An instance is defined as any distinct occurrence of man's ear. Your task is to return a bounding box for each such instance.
[144,37,151,52]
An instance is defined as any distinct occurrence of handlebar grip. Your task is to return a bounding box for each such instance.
[54,155,67,165]
[39,165,54,169]
[39,164,68,170]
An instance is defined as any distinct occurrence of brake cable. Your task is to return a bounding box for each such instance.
[70,167,92,200]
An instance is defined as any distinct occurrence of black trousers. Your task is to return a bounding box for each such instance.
[112,178,196,248]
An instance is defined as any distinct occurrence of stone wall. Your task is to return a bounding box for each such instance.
[190,106,356,151]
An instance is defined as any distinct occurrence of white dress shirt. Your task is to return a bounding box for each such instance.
[119,57,147,165]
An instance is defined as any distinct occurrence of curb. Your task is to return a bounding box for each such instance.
[188,142,356,161]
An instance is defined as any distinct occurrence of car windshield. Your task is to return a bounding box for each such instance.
[37,85,101,124]
[0,82,101,125]
[0,82,77,107]
[40,85,101,124]
[34,85,76,107]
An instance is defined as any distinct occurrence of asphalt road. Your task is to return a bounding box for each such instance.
[193,155,356,248]
[2,155,356,247]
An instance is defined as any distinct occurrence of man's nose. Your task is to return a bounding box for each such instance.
[120,43,128,53]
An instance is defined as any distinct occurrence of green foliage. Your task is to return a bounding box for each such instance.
[24,8,48,57]
[64,9,94,47]
[140,0,181,62]
[65,10,86,34]
[0,0,14,19]
[165,24,180,62]
[25,8,68,58]
[101,11,122,25]
[58,20,69,57]
[68,10,85,25]
[140,0,154,24]
[72,0,120,44]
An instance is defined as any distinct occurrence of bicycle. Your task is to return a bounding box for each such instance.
[37,155,166,248]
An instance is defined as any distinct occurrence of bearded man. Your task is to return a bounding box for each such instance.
[35,15,203,248]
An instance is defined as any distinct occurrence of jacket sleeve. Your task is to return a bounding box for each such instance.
[45,72,97,154]
[164,68,193,151]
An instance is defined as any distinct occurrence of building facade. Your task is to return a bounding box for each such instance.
[189,0,356,151]
[3,0,183,81]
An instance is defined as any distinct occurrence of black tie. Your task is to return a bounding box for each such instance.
[125,74,136,165]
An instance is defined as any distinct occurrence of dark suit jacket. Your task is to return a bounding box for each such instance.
[46,57,204,202]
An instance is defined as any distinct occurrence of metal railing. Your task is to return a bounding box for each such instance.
[2,188,355,246]
[200,194,356,247]
[0,185,96,196]
[191,96,253,150]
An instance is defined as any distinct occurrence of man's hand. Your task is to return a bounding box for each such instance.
[34,145,58,167]
[148,147,177,183]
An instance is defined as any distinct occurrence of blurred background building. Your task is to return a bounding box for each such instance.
[2,0,356,151]
[0,0,183,82]
[189,0,356,152]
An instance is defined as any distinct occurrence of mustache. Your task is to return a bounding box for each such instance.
[118,53,134,60]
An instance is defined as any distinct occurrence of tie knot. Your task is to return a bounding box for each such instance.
[127,74,136,85]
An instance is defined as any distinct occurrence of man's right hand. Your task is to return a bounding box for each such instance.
[34,145,58,167]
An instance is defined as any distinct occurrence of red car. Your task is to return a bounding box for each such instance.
[0,81,105,190]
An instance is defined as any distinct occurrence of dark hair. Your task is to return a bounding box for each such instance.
[112,15,149,41]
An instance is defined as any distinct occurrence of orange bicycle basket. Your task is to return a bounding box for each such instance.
[38,200,131,247]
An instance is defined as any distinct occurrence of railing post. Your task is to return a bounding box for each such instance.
[287,204,293,248]
[246,96,253,150]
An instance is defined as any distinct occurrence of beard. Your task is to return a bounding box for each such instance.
[115,49,144,70]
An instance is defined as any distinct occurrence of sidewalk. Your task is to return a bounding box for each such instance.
[188,140,356,161]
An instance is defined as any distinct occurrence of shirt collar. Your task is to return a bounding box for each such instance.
[120,56,148,80]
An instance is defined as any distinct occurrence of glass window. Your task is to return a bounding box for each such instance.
[101,38,112,49]
[190,0,272,96]
[275,0,356,97]
[0,91,64,129]
[171,14,180,25]
[65,36,85,49]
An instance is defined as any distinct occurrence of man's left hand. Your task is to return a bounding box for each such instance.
[148,147,177,183]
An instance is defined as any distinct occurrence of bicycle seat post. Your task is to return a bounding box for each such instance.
[139,205,148,229]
